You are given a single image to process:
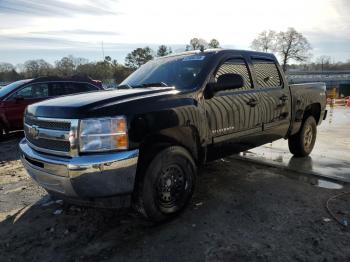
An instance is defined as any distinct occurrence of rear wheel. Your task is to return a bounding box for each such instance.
[135,146,196,222]
[288,116,317,157]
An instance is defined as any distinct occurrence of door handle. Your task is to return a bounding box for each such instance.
[280,95,288,102]
[246,98,258,107]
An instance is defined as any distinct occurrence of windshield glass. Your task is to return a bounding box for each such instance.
[0,79,31,98]
[120,53,213,90]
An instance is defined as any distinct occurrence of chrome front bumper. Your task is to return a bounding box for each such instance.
[19,138,139,199]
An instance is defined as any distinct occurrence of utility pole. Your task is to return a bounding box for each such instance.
[101,41,105,61]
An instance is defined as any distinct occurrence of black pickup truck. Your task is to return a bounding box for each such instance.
[20,49,327,221]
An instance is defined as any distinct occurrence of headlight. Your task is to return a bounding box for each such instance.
[79,116,128,152]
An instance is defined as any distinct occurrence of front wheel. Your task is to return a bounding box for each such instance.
[134,146,196,222]
[0,125,5,140]
[288,116,317,157]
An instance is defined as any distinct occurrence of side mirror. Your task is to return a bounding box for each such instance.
[204,73,245,99]
[213,73,244,92]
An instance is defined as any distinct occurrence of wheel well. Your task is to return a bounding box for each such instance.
[135,127,202,178]
[303,103,321,124]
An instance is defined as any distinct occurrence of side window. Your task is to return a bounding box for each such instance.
[63,82,77,94]
[32,83,49,98]
[14,85,32,98]
[14,83,49,99]
[252,59,282,88]
[215,58,252,90]
[63,82,94,94]
[74,83,97,92]
[49,82,67,96]
[84,83,99,91]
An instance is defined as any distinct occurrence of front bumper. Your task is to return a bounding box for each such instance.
[19,138,139,201]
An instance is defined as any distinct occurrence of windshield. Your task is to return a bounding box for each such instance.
[0,79,31,98]
[120,53,213,90]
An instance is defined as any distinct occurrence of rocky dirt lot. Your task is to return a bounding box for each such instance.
[0,133,349,262]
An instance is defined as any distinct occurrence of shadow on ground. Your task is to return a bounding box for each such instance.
[1,158,349,262]
[0,131,23,162]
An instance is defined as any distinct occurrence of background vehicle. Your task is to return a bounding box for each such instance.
[20,50,327,222]
[0,76,103,138]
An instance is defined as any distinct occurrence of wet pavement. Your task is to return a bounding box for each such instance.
[236,106,350,183]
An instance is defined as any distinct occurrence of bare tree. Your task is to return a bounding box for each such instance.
[189,38,208,51]
[276,28,312,71]
[0,62,15,72]
[250,30,276,52]
[0,62,19,81]
[316,55,331,72]
[208,39,220,49]
[69,55,89,69]
[55,57,75,76]
[23,59,53,78]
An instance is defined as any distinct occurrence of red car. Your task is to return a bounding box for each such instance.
[0,76,103,138]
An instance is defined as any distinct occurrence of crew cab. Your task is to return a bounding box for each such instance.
[19,50,327,222]
[0,76,103,138]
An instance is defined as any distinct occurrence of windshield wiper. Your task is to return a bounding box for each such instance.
[133,82,168,88]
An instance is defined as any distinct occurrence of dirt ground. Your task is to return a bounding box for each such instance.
[0,132,349,262]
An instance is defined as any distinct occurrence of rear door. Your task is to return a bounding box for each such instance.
[251,58,291,140]
[4,83,49,129]
[204,57,262,149]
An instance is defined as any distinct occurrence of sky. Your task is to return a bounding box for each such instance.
[0,0,349,65]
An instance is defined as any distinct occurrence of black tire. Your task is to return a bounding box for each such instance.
[288,116,317,157]
[134,146,197,222]
[0,125,5,141]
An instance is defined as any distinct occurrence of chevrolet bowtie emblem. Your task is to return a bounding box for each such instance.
[28,125,40,139]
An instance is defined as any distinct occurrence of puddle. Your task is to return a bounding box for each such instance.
[282,170,344,190]
[238,151,345,189]
[317,179,343,189]
[239,145,350,183]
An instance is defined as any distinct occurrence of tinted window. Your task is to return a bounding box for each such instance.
[0,79,31,97]
[74,83,98,92]
[215,58,252,90]
[13,83,49,99]
[49,82,66,96]
[49,82,98,96]
[252,59,282,88]
[121,54,214,90]
[15,85,32,98]
[64,82,96,94]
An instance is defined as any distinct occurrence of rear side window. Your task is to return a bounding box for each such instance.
[49,82,66,96]
[215,58,252,90]
[49,82,98,96]
[252,59,282,88]
[75,83,98,92]
[64,82,97,94]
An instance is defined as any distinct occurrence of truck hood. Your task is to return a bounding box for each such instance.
[26,87,179,119]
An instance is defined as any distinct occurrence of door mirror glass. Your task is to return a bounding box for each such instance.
[213,73,244,92]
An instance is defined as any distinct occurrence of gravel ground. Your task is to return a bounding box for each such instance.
[0,133,349,262]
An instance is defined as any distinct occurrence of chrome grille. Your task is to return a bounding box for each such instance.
[24,116,79,157]
[25,116,71,131]
[26,136,71,152]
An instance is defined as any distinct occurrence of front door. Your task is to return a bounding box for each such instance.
[204,57,262,155]
[4,83,49,130]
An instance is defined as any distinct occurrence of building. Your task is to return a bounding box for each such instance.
[288,71,350,98]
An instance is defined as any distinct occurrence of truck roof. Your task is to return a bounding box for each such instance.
[163,48,276,60]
